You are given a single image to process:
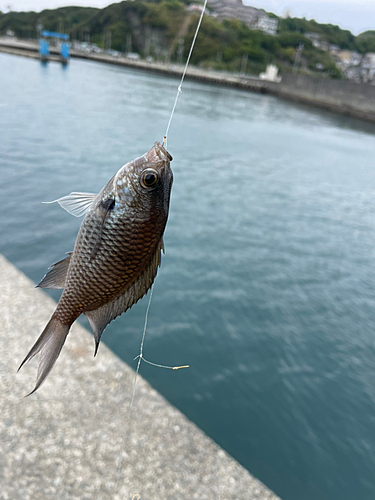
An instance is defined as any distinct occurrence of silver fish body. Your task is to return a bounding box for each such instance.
[19,142,173,394]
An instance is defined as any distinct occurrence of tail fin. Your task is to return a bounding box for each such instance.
[18,315,70,396]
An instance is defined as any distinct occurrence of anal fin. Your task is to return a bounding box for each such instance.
[37,252,73,289]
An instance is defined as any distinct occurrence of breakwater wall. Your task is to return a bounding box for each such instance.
[1,37,375,124]
[266,73,375,123]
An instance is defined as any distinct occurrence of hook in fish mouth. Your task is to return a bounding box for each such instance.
[146,141,173,163]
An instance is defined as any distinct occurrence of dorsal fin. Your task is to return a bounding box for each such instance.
[37,252,73,289]
[84,238,163,355]
[43,192,97,217]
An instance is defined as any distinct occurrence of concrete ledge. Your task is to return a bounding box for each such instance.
[0,38,267,93]
[0,44,62,62]
[0,254,281,500]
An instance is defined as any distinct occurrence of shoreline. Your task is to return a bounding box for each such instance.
[1,37,375,125]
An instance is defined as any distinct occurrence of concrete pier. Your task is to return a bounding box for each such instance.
[0,254,281,500]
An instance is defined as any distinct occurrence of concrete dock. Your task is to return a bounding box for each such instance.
[0,254,281,500]
[0,37,267,93]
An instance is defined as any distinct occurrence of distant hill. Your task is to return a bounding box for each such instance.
[0,0,372,78]
[356,30,375,53]
[278,16,357,51]
[358,30,375,38]
[0,6,99,37]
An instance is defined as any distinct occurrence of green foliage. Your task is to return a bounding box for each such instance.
[143,0,185,36]
[278,32,313,49]
[185,16,269,69]
[356,31,375,53]
[0,1,366,78]
[0,6,99,38]
[358,30,375,38]
[279,16,360,52]
[303,47,339,74]
[279,16,314,34]
[278,47,295,64]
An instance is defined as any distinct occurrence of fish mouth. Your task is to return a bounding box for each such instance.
[144,142,173,164]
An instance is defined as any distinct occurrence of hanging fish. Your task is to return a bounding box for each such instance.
[19,142,173,395]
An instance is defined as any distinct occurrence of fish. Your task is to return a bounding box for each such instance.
[19,142,173,395]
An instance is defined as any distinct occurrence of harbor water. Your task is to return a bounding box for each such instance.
[1,52,375,500]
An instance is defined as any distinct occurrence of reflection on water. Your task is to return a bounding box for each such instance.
[1,52,375,500]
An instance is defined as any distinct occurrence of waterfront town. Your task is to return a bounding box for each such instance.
[1,0,375,84]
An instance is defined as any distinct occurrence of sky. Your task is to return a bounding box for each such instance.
[1,0,374,35]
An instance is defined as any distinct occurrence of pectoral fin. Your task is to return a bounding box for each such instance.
[37,252,73,289]
[85,238,163,355]
[43,192,97,217]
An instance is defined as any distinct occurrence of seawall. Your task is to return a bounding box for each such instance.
[266,73,375,123]
[1,37,374,123]
[0,254,281,500]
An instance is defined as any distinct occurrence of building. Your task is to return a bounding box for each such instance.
[253,13,278,36]
[207,0,278,35]
[259,64,281,81]
[305,32,321,48]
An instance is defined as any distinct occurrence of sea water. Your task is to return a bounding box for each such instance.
[1,52,375,500]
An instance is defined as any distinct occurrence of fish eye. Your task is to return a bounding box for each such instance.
[140,169,159,189]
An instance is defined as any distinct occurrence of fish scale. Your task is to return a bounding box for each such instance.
[19,142,173,395]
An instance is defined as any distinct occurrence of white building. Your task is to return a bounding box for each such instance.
[259,64,281,82]
[207,0,278,35]
[254,14,278,36]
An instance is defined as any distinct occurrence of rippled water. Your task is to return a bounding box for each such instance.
[1,52,375,500]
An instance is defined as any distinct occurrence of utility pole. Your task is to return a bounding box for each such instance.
[177,38,184,65]
[293,43,304,75]
[126,33,132,54]
[106,29,112,51]
[36,21,42,39]
[144,37,150,57]
[241,53,248,75]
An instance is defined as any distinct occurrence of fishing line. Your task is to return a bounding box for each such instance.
[128,0,207,412]
[163,0,208,147]
[118,285,188,491]
[115,287,156,493]
[117,6,207,493]
[119,7,207,489]
[129,284,154,413]
[129,285,189,414]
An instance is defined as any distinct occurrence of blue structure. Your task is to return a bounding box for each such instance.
[39,31,70,63]
[41,30,69,40]
[61,42,70,61]
[39,38,50,61]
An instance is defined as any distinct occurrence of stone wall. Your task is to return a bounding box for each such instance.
[266,73,375,122]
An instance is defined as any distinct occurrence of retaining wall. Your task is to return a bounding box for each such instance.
[267,73,375,122]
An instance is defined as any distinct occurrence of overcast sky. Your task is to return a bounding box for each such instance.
[1,0,374,35]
